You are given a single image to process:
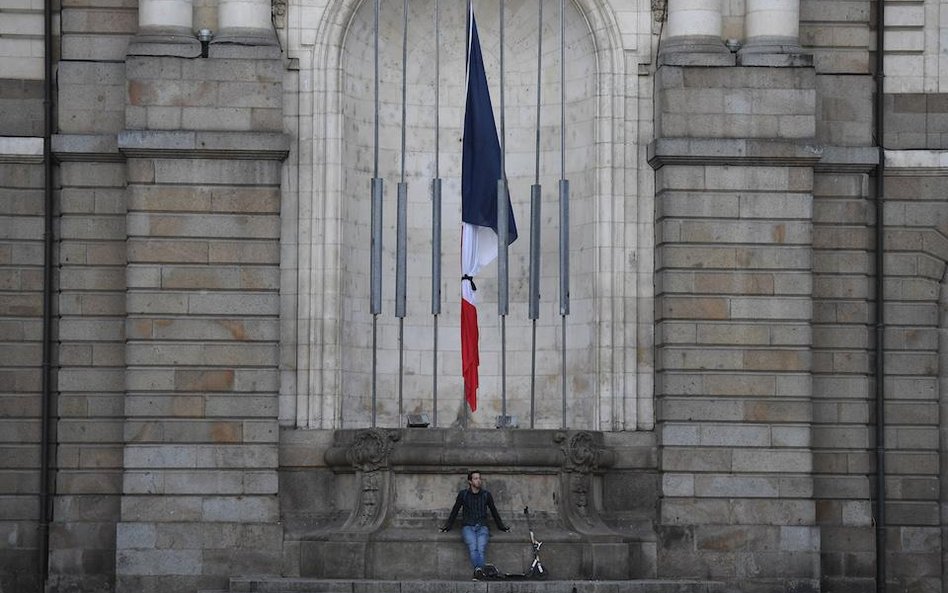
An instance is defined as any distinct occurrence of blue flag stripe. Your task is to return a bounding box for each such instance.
[461,16,518,245]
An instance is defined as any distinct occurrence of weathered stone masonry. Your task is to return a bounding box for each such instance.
[3,0,948,592]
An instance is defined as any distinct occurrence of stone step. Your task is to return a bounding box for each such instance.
[228,578,737,593]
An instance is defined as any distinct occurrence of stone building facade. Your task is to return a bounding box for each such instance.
[1,0,947,591]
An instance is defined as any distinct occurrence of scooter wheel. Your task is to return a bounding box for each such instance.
[529,567,548,580]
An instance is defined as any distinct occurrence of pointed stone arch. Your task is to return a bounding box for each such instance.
[284,0,653,431]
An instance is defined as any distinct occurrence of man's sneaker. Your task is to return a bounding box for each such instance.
[472,567,485,580]
[483,563,500,578]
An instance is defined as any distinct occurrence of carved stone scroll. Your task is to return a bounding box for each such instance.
[554,431,613,534]
[342,429,399,531]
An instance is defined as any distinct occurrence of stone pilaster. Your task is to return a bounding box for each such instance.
[651,60,821,591]
[115,37,288,592]
[47,136,127,593]
[0,137,45,593]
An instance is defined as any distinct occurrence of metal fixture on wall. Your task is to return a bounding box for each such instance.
[873,1,888,591]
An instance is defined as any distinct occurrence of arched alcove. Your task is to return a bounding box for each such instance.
[289,0,647,431]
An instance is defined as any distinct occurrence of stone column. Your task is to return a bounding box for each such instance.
[739,0,810,65]
[138,0,192,33]
[129,0,200,56]
[659,0,733,66]
[214,0,279,49]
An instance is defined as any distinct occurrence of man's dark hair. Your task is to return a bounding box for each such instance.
[467,470,480,481]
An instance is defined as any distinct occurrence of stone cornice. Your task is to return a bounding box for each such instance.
[814,146,879,173]
[52,134,123,162]
[884,149,948,175]
[648,137,823,168]
[0,136,44,164]
[117,130,290,160]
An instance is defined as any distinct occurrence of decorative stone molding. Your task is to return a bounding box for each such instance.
[652,0,667,22]
[320,429,401,532]
[648,138,824,168]
[555,430,609,474]
[117,130,290,161]
[272,0,287,29]
[0,136,44,164]
[553,431,615,534]
[345,428,400,472]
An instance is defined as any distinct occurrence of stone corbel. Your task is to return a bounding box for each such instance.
[554,431,615,535]
[339,429,400,532]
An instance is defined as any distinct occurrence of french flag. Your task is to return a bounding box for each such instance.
[460,11,518,413]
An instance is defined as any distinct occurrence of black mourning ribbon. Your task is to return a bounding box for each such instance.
[462,275,477,291]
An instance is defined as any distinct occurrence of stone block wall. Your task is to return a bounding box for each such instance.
[884,94,948,149]
[653,154,820,589]
[651,60,821,590]
[878,170,947,591]
[0,8,51,591]
[112,39,287,591]
[810,168,874,593]
[1,4,51,593]
[44,0,136,589]
[0,144,45,593]
[50,155,127,593]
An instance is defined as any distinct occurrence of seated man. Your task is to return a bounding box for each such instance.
[440,470,509,579]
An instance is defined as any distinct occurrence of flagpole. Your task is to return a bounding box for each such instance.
[559,0,571,429]
[462,0,472,429]
[395,0,409,423]
[430,0,442,428]
[496,0,510,428]
[370,0,383,428]
[528,0,544,429]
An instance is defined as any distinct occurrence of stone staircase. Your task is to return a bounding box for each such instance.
[211,577,738,593]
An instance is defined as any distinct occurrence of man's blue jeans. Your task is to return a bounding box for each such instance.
[461,524,489,568]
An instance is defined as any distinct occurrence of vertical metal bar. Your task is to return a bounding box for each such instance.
[498,179,509,420]
[374,0,381,179]
[534,0,543,185]
[559,0,569,428]
[529,185,541,321]
[499,0,506,174]
[371,179,384,315]
[371,177,383,428]
[432,179,442,427]
[39,0,54,579]
[395,0,410,422]
[497,0,509,317]
[395,183,407,317]
[498,181,509,315]
[529,185,541,428]
[874,0,887,587]
[370,0,381,427]
[529,0,544,429]
[431,0,441,428]
[559,180,569,316]
[498,0,508,420]
[396,183,408,419]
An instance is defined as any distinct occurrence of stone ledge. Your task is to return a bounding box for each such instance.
[814,146,878,173]
[324,428,615,473]
[117,130,290,160]
[647,138,823,168]
[884,149,948,172]
[127,28,201,58]
[0,136,43,163]
[228,577,734,592]
[737,52,814,68]
[51,134,122,162]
